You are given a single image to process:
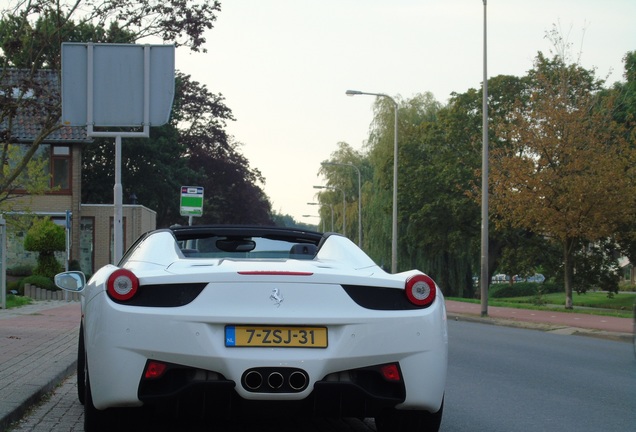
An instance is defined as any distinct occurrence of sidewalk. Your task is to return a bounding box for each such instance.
[0,301,81,432]
[445,299,633,341]
[0,299,633,432]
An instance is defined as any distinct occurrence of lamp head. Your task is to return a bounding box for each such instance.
[346,90,362,96]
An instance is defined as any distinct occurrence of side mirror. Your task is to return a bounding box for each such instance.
[54,271,86,292]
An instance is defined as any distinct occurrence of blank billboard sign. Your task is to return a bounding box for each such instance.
[61,43,175,128]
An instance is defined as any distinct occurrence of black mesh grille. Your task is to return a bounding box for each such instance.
[110,283,207,307]
[342,285,428,310]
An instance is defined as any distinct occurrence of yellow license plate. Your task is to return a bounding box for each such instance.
[225,325,328,348]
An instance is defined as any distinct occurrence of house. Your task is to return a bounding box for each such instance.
[1,69,156,275]
[619,257,635,285]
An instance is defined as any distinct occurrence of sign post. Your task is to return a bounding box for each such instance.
[180,186,204,225]
[65,210,71,302]
[0,215,6,309]
[61,42,175,263]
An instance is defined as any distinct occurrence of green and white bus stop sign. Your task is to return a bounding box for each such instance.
[180,186,204,217]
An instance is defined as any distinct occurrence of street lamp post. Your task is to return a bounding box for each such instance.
[313,185,345,235]
[307,202,334,232]
[346,89,398,273]
[480,0,490,317]
[302,214,323,232]
[322,162,362,247]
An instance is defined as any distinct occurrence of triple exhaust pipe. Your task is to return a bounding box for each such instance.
[242,367,309,393]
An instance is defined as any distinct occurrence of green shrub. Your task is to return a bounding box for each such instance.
[6,265,33,277]
[19,275,57,291]
[7,280,22,295]
[491,282,560,298]
[23,217,65,279]
[541,281,560,294]
[491,283,535,298]
[35,254,64,279]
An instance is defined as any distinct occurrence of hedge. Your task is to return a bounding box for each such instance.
[490,282,560,298]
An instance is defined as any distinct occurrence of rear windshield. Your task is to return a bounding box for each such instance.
[176,236,318,260]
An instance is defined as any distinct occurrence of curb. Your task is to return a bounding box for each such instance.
[1,362,77,432]
[447,312,633,343]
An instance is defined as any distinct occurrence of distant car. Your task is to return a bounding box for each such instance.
[55,225,448,432]
[526,274,546,283]
[492,274,509,283]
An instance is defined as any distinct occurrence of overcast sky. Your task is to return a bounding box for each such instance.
[175,0,635,225]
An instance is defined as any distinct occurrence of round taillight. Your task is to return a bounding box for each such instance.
[107,269,139,301]
[405,274,436,307]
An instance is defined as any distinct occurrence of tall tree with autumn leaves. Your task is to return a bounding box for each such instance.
[489,51,636,308]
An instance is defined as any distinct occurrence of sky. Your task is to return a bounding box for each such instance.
[175,0,636,223]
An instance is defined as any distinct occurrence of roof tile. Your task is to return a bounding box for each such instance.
[1,69,90,143]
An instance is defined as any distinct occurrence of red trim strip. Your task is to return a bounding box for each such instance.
[237,271,313,276]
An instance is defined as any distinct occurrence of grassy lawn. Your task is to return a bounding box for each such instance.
[448,291,636,319]
[3,295,33,309]
[503,291,636,311]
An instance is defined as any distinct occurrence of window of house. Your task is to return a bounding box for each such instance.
[51,146,71,190]
[8,144,71,193]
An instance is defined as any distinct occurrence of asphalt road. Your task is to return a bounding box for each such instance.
[444,320,636,432]
[8,321,636,432]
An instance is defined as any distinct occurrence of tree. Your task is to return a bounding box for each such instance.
[0,138,51,204]
[186,138,273,226]
[24,217,65,278]
[2,4,274,227]
[610,51,636,277]
[391,78,526,297]
[570,239,621,295]
[397,82,525,297]
[1,0,221,198]
[272,212,317,230]
[608,51,636,127]
[495,230,557,285]
[359,95,404,270]
[0,67,64,203]
[490,52,635,308]
[319,142,369,246]
[172,73,273,226]
[1,1,220,60]
[81,122,192,227]
[82,72,274,227]
[355,91,479,294]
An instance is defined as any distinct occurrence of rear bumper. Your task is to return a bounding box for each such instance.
[84,288,447,413]
[138,360,407,418]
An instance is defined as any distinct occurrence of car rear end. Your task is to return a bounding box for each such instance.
[84,259,447,419]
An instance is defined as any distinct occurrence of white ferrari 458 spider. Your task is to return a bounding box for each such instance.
[55,225,447,432]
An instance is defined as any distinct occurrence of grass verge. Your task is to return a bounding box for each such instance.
[4,295,33,309]
[448,291,635,319]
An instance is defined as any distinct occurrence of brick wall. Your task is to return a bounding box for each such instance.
[80,204,156,271]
